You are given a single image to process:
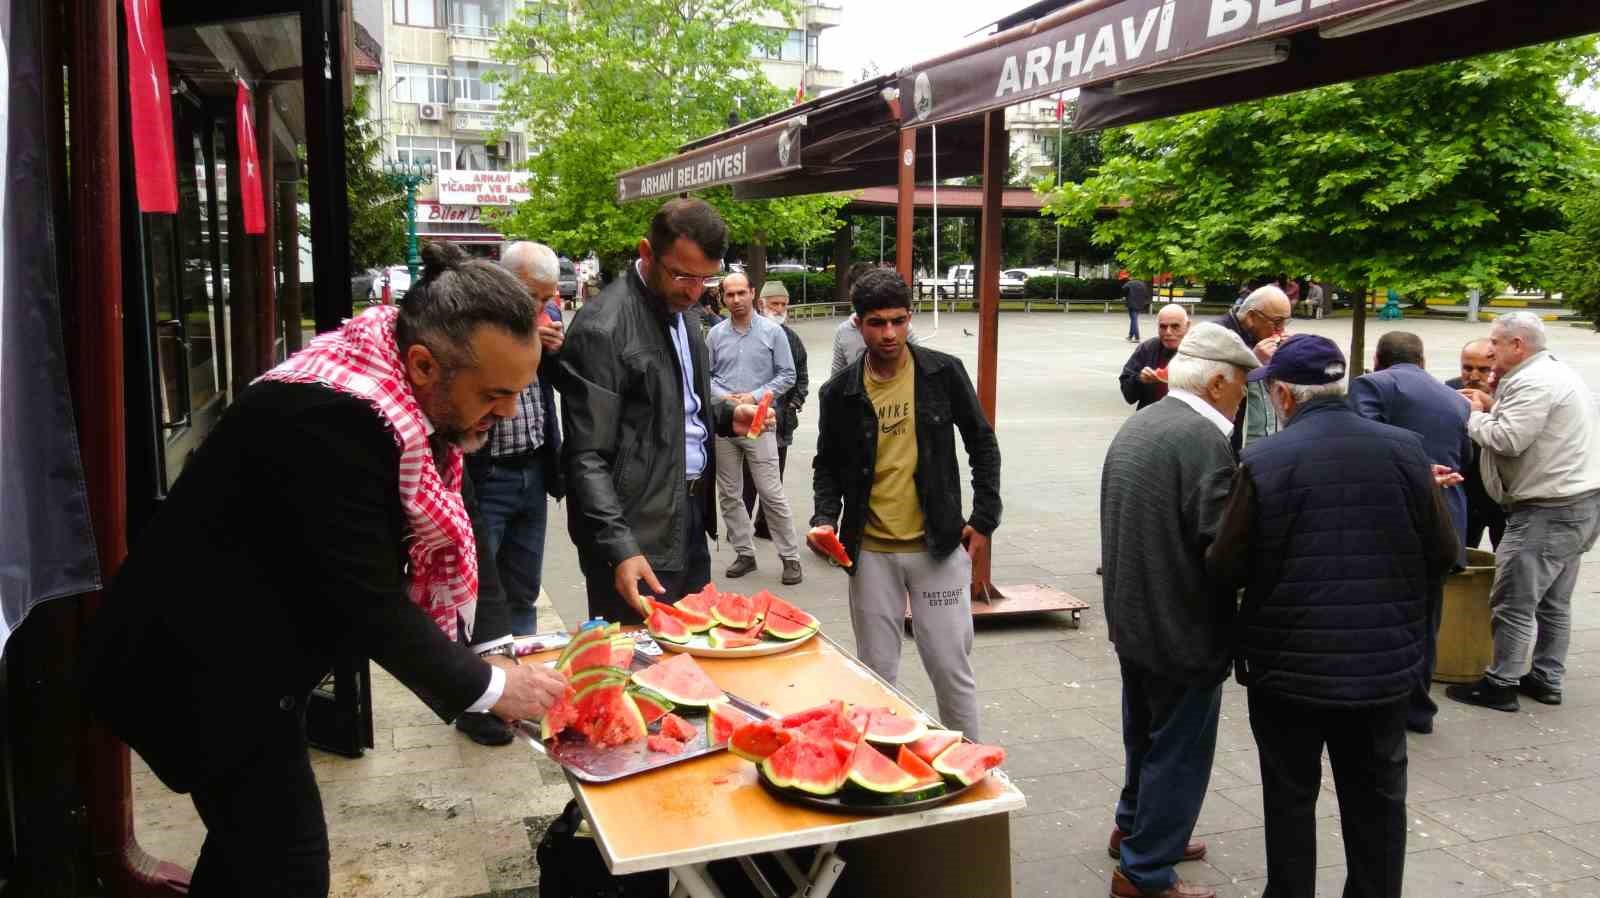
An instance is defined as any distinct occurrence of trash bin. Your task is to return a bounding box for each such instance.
[1434,548,1496,684]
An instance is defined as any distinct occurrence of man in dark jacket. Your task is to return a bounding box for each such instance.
[1445,338,1506,549]
[810,268,1000,741]
[1100,322,1259,898]
[1118,303,1189,409]
[1209,335,1459,898]
[83,243,570,897]
[561,199,755,621]
[1122,275,1152,342]
[1351,331,1472,734]
[746,282,809,540]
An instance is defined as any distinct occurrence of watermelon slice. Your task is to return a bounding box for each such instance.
[760,596,819,640]
[656,601,717,633]
[851,707,928,745]
[707,627,761,649]
[931,742,1006,787]
[560,639,620,675]
[538,688,580,742]
[647,734,686,755]
[808,527,853,568]
[630,653,726,707]
[747,391,774,438]
[709,703,756,746]
[784,702,862,745]
[761,735,855,796]
[647,607,693,644]
[626,686,674,724]
[555,625,611,671]
[609,636,637,668]
[907,729,962,765]
[568,666,630,694]
[572,682,647,748]
[658,712,698,743]
[677,585,718,616]
[896,745,942,788]
[713,592,758,629]
[845,740,918,794]
[729,718,792,763]
[1154,367,1168,383]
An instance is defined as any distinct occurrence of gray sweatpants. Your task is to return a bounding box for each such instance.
[715,432,799,561]
[1486,494,1600,689]
[849,548,980,740]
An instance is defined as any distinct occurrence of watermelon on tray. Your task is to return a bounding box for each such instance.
[760,595,819,640]
[647,734,687,755]
[931,742,1006,787]
[709,702,756,746]
[712,592,759,629]
[707,627,761,650]
[658,712,698,743]
[906,729,962,765]
[626,686,674,724]
[646,607,692,644]
[729,718,792,763]
[656,600,717,633]
[630,653,726,706]
[571,682,647,748]
[761,735,855,796]
[677,585,718,616]
[896,745,942,789]
[849,706,928,746]
[845,740,918,794]
[568,666,630,694]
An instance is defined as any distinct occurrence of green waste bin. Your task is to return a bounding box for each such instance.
[1435,548,1496,684]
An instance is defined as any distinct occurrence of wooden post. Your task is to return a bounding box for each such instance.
[976,111,1004,425]
[895,127,916,285]
[1350,286,1369,378]
[278,178,304,353]
[832,221,851,306]
[254,87,278,368]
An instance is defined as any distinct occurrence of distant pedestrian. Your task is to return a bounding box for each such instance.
[1122,275,1152,342]
[1209,335,1459,898]
[1448,312,1600,712]
[1304,282,1326,319]
[744,283,809,541]
[1100,322,1261,898]
[1118,304,1189,410]
[1445,338,1506,549]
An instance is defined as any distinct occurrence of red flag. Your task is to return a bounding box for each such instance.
[122,0,177,213]
[1056,94,1065,122]
[236,81,266,235]
[795,84,805,105]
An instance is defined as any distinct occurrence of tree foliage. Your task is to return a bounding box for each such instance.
[1529,162,1600,327]
[344,83,407,271]
[1042,40,1600,294]
[491,0,846,269]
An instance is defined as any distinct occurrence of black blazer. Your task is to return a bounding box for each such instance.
[84,381,491,793]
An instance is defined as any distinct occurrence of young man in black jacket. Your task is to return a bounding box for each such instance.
[810,268,1000,740]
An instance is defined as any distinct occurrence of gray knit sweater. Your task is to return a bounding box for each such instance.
[1100,396,1238,686]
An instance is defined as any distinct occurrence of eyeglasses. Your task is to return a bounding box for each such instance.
[660,261,724,287]
[1250,310,1290,328]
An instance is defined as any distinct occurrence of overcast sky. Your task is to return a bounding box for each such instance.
[818,1,1001,82]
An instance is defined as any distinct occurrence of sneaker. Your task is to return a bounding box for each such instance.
[781,559,803,586]
[725,555,758,578]
[454,711,514,747]
[1444,677,1520,712]
[1518,674,1563,706]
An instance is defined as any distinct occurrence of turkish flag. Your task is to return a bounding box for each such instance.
[235,81,266,235]
[1056,94,1065,122]
[123,0,177,213]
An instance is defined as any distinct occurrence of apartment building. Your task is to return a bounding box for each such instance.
[1006,95,1069,186]
[752,2,847,99]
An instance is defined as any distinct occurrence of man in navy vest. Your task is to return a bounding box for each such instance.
[1209,335,1460,898]
[1350,331,1470,735]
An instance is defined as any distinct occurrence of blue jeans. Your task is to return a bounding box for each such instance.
[1115,658,1221,892]
[1127,305,1141,339]
[466,454,549,635]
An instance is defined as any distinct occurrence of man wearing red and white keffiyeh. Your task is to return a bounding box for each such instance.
[84,242,570,897]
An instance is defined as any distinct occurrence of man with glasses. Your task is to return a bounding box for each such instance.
[1118,303,1190,410]
[1216,285,1292,451]
[560,199,759,621]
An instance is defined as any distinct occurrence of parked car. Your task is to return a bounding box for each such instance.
[558,257,578,303]
[928,264,1026,297]
[767,262,809,274]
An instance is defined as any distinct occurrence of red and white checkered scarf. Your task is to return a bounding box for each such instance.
[257,305,477,639]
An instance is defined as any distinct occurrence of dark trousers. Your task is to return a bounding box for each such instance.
[1248,691,1407,898]
[1467,502,1506,552]
[1126,304,1141,339]
[466,452,550,635]
[584,482,711,623]
[1114,658,1221,892]
[742,444,789,536]
[188,716,329,898]
[1409,584,1444,730]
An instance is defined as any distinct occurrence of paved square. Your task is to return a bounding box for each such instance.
[137,309,1600,896]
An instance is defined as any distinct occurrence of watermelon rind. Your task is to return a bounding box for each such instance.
[709,702,755,746]
[561,639,621,674]
[677,586,718,615]
[760,609,818,641]
[931,743,1006,787]
[630,654,726,707]
[657,601,717,633]
[762,736,854,796]
[707,627,761,650]
[857,708,928,746]
[729,718,792,763]
[647,608,693,644]
[626,685,675,724]
[568,666,630,693]
[844,741,918,794]
[555,626,610,670]
[895,745,943,789]
[712,593,757,629]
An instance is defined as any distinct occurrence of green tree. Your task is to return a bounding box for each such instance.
[1529,165,1600,328]
[1042,39,1599,295]
[344,84,406,271]
[490,0,845,273]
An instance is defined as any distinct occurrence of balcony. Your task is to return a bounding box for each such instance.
[803,66,847,93]
[450,95,500,114]
[447,22,499,60]
[804,1,842,29]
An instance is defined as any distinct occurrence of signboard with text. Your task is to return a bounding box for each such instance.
[616,119,804,203]
[436,170,531,206]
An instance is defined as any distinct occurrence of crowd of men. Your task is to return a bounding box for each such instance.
[1105,301,1600,898]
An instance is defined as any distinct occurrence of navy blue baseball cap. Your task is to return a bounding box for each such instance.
[1246,334,1347,384]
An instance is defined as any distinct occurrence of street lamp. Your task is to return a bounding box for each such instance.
[383,156,437,282]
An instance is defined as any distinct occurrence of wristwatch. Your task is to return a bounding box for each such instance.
[478,643,517,660]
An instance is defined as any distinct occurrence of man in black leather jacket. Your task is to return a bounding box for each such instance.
[560,198,756,621]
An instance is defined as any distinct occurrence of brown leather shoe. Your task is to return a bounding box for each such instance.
[1108,827,1207,863]
[1110,868,1216,898]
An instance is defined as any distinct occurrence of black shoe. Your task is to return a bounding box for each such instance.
[455,711,514,746]
[1518,675,1563,706]
[782,559,803,586]
[726,555,758,578]
[1445,677,1520,712]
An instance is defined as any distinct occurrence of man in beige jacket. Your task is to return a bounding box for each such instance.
[1448,311,1600,712]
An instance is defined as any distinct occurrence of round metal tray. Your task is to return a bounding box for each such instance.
[658,628,817,659]
[755,766,977,816]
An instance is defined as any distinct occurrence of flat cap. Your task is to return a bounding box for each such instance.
[1175,322,1261,370]
[759,280,790,299]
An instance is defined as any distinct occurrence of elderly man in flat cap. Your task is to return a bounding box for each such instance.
[1099,322,1259,898]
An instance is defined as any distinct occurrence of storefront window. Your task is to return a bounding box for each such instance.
[394,62,449,104]
[397,135,453,170]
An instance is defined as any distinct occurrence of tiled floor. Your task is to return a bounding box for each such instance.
[135,312,1600,896]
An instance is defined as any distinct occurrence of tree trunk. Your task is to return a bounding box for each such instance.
[1350,285,1369,378]
[748,231,768,298]
[832,222,851,306]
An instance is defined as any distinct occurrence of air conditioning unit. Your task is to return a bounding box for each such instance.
[419,102,443,121]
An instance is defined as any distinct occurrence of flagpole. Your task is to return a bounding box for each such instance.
[1055,93,1063,306]
[931,123,939,333]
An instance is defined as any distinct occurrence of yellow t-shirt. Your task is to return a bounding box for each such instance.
[862,353,925,552]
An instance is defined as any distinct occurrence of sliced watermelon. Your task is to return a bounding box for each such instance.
[761,735,855,796]
[730,718,792,763]
[561,639,620,675]
[707,627,761,649]
[709,703,756,746]
[896,745,942,788]
[807,526,853,568]
[658,712,698,743]
[747,591,775,628]
[932,742,1006,787]
[747,390,774,438]
[845,740,918,794]
[854,707,928,745]
[538,688,580,742]
[647,607,693,644]
[784,702,862,745]
[555,625,611,671]
[609,636,637,668]
[761,596,821,640]
[677,585,718,616]
[568,666,630,694]
[572,682,647,747]
[630,653,726,706]
[656,601,717,633]
[626,686,674,724]
[647,734,687,755]
[713,592,758,629]
[907,729,963,765]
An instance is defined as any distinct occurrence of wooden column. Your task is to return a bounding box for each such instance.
[254,87,278,368]
[832,220,851,305]
[975,110,1004,425]
[895,127,916,285]
[1350,286,1369,378]
[278,178,303,353]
